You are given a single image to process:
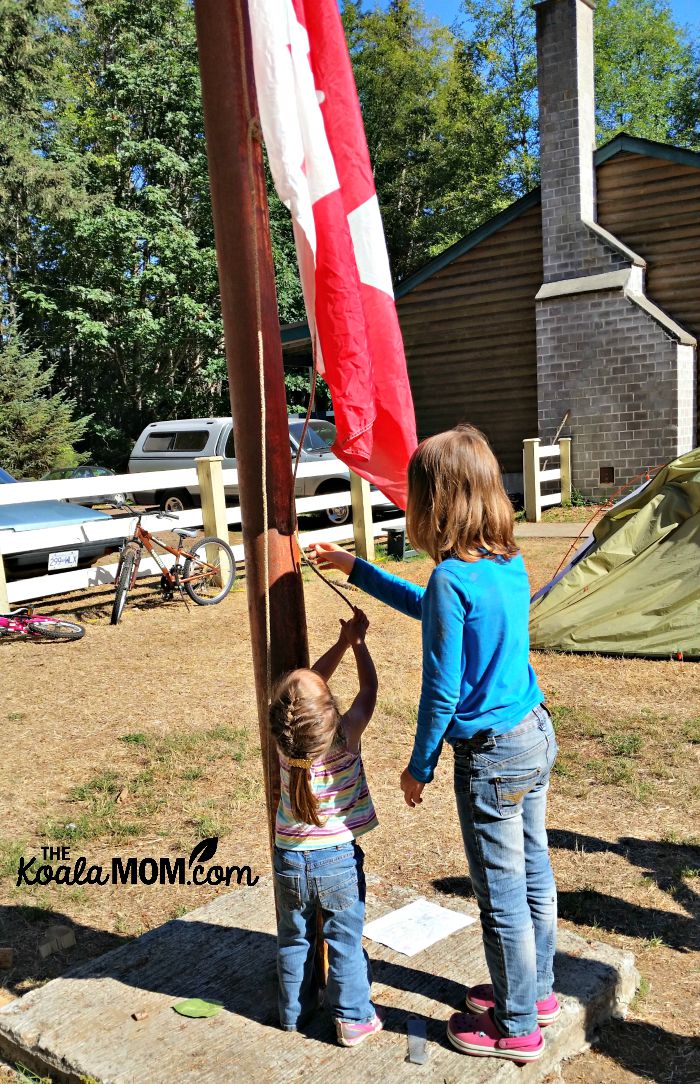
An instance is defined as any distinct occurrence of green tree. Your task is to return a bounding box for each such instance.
[594,0,696,144]
[0,303,88,478]
[21,0,304,467]
[460,0,698,192]
[343,0,511,281]
[0,0,77,309]
[461,0,538,193]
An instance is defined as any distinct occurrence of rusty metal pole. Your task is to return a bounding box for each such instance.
[193,0,309,852]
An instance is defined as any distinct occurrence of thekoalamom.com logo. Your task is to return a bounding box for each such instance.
[15,836,259,888]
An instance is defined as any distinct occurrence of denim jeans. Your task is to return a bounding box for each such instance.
[273,840,374,1029]
[453,703,558,1037]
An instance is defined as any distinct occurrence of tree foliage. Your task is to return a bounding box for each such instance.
[343,0,512,280]
[0,303,89,478]
[0,0,77,305]
[460,0,699,193]
[594,0,697,145]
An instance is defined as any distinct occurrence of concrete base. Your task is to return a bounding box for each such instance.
[0,879,638,1084]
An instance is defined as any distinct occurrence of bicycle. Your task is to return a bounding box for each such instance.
[0,607,85,642]
[109,505,236,625]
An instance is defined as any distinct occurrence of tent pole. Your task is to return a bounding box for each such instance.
[193,0,310,853]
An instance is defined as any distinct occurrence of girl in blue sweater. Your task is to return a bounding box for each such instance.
[311,424,559,1066]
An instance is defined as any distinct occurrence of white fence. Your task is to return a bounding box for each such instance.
[522,438,572,522]
[0,459,406,610]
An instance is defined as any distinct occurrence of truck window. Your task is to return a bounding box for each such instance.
[143,432,175,452]
[172,430,209,452]
[224,430,235,459]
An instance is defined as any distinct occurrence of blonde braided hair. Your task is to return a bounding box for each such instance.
[269,670,342,827]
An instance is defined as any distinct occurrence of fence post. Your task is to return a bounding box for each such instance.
[195,455,231,586]
[350,471,374,562]
[523,438,542,522]
[0,554,9,614]
[559,437,572,504]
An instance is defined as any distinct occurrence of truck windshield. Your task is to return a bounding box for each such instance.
[0,467,16,484]
[289,420,335,453]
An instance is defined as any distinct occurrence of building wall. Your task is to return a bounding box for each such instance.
[537,292,689,494]
[396,204,542,477]
[597,151,700,444]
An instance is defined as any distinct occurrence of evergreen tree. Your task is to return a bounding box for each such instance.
[0,303,88,478]
[0,0,77,308]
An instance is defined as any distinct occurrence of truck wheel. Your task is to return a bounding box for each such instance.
[317,481,351,527]
[158,490,193,513]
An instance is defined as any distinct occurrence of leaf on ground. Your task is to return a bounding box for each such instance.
[173,998,224,1019]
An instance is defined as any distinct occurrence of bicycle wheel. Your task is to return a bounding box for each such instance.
[110,547,138,625]
[183,536,235,605]
[27,619,85,641]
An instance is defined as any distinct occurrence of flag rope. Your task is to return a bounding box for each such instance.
[290,345,356,613]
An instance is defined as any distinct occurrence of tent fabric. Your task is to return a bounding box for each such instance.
[529,447,700,659]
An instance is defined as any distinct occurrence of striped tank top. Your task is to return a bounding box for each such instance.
[275,744,378,850]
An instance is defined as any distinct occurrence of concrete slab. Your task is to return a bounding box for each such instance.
[0,879,638,1084]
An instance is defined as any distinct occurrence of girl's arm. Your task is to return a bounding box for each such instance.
[338,612,378,753]
[406,568,466,785]
[310,542,425,620]
[312,633,348,682]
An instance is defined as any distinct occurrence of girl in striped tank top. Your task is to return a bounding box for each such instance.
[269,608,383,1048]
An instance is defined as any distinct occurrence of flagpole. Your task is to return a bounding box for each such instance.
[193,0,309,852]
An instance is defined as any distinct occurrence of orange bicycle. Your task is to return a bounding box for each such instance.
[109,505,235,625]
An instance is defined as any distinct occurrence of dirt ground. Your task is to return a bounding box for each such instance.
[0,536,698,1084]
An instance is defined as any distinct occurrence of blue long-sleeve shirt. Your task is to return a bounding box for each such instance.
[349,555,543,783]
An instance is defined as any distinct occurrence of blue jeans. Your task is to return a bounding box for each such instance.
[453,703,558,1037]
[273,840,374,1029]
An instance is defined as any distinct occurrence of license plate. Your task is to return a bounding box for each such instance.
[48,550,79,571]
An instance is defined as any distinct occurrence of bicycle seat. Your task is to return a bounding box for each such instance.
[175,528,199,539]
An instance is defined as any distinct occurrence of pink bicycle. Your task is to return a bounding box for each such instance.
[0,607,85,642]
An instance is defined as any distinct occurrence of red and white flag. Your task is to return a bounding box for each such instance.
[248,0,417,509]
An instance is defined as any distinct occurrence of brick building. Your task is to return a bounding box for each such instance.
[282,0,699,498]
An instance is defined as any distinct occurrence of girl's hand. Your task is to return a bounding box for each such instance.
[339,608,369,646]
[400,766,425,808]
[308,542,355,576]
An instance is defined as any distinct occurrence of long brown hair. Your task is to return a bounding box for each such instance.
[269,669,341,827]
[406,424,518,564]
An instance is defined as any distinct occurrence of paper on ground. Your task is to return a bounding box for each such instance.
[363,898,476,956]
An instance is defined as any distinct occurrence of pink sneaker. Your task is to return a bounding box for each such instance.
[335,1007,384,1048]
[465,983,561,1026]
[447,1008,544,1064]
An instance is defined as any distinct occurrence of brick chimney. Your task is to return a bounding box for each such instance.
[536,0,638,281]
[534,0,696,495]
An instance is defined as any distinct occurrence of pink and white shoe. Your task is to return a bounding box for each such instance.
[465,983,561,1026]
[447,1008,544,1064]
[335,1007,384,1047]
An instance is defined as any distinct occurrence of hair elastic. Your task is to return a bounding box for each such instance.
[287,756,314,769]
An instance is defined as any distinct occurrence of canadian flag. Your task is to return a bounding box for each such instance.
[248,0,417,509]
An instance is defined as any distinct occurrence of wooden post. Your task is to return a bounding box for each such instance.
[194,1,309,856]
[523,438,542,522]
[195,456,231,586]
[0,554,9,615]
[559,437,572,505]
[350,471,374,562]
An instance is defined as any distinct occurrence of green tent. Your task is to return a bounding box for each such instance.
[529,448,700,659]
